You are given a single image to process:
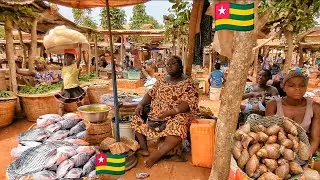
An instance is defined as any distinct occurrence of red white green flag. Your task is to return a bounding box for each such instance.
[96,153,126,175]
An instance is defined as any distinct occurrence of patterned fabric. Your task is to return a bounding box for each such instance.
[131,78,199,139]
[55,86,86,104]
[35,70,61,85]
[209,70,224,87]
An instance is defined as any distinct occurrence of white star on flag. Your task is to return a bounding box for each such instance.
[218,6,226,15]
[98,156,104,163]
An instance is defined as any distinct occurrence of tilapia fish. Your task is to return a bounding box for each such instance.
[10,146,32,158]
[18,128,51,142]
[7,143,59,180]
[44,123,62,134]
[76,131,86,139]
[56,146,77,165]
[69,121,86,135]
[63,113,81,120]
[76,146,95,155]
[70,153,92,167]
[58,119,79,130]
[48,130,69,141]
[87,170,96,178]
[36,114,63,128]
[64,168,82,179]
[82,156,95,176]
[19,141,42,148]
[32,170,56,180]
[56,159,75,178]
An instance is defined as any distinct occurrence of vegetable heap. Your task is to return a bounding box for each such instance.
[0,91,10,98]
[232,118,311,179]
[19,82,62,94]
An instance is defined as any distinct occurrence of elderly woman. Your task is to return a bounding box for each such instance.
[132,55,199,168]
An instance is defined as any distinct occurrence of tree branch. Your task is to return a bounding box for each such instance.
[253,30,282,51]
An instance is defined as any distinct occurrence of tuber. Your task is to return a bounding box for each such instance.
[280,138,294,149]
[265,144,280,159]
[258,172,281,180]
[245,155,260,177]
[278,131,287,142]
[266,124,281,136]
[282,148,295,161]
[237,149,250,169]
[234,130,246,141]
[249,143,261,156]
[266,135,277,144]
[241,134,254,149]
[258,164,268,174]
[253,124,266,133]
[257,132,269,142]
[232,140,243,159]
[292,140,299,153]
[257,148,268,158]
[289,161,303,174]
[288,134,299,142]
[283,119,298,136]
[239,123,251,133]
[303,167,320,180]
[248,132,258,142]
[263,159,278,172]
[277,158,289,166]
[298,141,310,161]
[275,163,289,179]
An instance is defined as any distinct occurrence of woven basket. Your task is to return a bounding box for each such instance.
[84,121,112,135]
[87,85,111,104]
[85,131,112,145]
[0,96,17,128]
[19,94,59,122]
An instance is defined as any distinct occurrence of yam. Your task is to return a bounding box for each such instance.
[275,163,289,179]
[253,125,266,133]
[258,172,280,180]
[239,123,251,133]
[241,134,253,149]
[303,167,320,180]
[282,148,295,161]
[248,132,258,142]
[257,132,269,142]
[232,140,243,159]
[258,164,268,174]
[283,119,298,136]
[234,130,246,141]
[280,138,293,149]
[262,159,278,172]
[288,134,299,142]
[292,140,299,153]
[237,149,250,169]
[298,141,310,161]
[266,124,281,136]
[277,158,289,166]
[257,148,268,158]
[245,155,260,177]
[289,161,303,174]
[279,127,285,134]
[265,144,280,159]
[249,143,261,156]
[278,131,287,142]
[266,135,277,144]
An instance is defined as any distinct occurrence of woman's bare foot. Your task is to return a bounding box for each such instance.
[137,149,150,157]
[144,157,157,168]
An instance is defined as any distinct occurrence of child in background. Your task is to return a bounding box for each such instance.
[208,63,225,88]
[55,49,86,115]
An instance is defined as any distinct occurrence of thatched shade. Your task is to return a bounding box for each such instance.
[45,0,149,8]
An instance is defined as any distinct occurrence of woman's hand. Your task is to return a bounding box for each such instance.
[157,110,174,120]
[135,104,143,117]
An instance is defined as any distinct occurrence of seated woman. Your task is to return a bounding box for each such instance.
[132,55,199,168]
[266,70,320,155]
[17,60,61,86]
[239,69,279,124]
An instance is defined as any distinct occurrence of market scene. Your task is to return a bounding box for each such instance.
[0,0,320,179]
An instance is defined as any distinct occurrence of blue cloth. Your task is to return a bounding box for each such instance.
[209,70,224,87]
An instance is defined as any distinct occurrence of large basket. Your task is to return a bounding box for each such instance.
[19,94,59,122]
[84,121,112,135]
[85,131,112,145]
[87,85,111,104]
[0,96,17,128]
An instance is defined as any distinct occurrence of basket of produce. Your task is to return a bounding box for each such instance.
[230,115,317,180]
[87,84,111,104]
[0,91,17,128]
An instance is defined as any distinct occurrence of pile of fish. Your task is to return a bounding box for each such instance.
[11,113,87,158]
[7,141,97,180]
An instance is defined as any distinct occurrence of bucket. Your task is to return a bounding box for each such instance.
[119,122,135,140]
[209,87,221,100]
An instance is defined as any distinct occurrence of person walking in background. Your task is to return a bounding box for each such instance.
[208,63,225,88]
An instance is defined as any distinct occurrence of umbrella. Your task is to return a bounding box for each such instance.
[47,0,149,142]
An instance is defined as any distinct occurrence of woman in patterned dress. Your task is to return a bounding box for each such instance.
[131,56,199,168]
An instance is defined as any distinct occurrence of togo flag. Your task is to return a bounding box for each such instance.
[214,2,254,31]
[96,153,126,175]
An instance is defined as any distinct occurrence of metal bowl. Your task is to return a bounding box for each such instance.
[78,104,111,123]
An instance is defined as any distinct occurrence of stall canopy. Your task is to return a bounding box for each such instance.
[45,0,149,8]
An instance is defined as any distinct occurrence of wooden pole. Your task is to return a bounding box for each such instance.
[29,18,38,71]
[185,0,202,76]
[299,45,304,67]
[284,30,293,72]
[5,16,21,112]
[88,44,92,73]
[95,34,98,75]
[120,35,124,65]
[18,30,27,69]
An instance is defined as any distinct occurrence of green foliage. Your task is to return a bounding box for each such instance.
[72,8,97,28]
[100,7,126,29]
[0,26,4,38]
[130,4,161,29]
[164,0,191,42]
[79,73,97,82]
[19,82,62,94]
[0,91,10,98]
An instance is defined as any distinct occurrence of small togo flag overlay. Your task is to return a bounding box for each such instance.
[96,153,126,175]
[214,2,254,31]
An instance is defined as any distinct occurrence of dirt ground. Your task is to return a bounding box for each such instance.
[0,90,220,180]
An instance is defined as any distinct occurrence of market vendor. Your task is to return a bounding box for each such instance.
[132,55,199,168]
[16,60,61,86]
[266,70,320,155]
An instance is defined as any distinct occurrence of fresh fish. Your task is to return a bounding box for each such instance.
[46,140,74,147]
[87,170,96,178]
[76,146,95,155]
[10,146,32,158]
[18,128,51,142]
[56,159,74,178]
[64,168,82,179]
[44,155,58,169]
[69,121,86,135]
[19,141,42,147]
[63,139,89,146]
[70,153,92,167]
[48,130,69,141]
[58,119,79,130]
[56,146,77,165]
[47,165,58,171]
[82,156,95,176]
[65,135,78,139]
[7,143,59,180]
[32,170,56,180]
[36,118,55,128]
[45,123,62,133]
[76,131,86,139]
[36,114,63,128]
[63,113,81,120]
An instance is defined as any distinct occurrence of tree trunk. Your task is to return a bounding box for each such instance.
[176,35,181,57]
[209,1,255,178]
[185,0,203,76]
[29,18,38,71]
[5,16,21,112]
[18,30,27,69]
[172,39,176,56]
[284,30,293,72]
[299,45,304,67]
